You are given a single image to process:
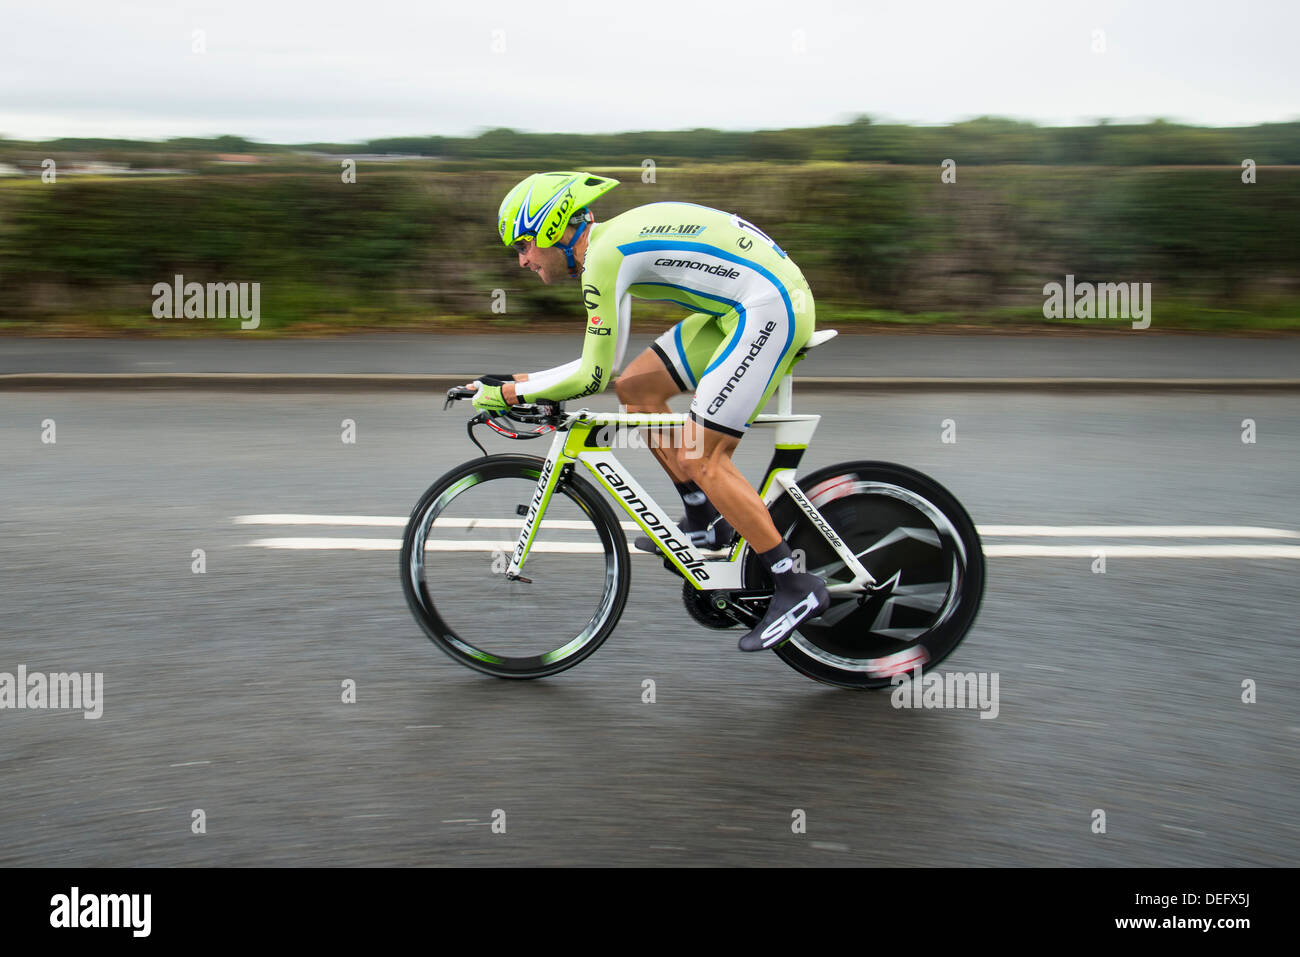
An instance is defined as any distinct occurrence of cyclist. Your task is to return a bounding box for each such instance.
[470,171,828,652]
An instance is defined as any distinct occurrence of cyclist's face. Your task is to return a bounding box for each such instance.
[516,227,575,284]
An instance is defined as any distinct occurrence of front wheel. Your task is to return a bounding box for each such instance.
[744,461,986,689]
[400,454,630,679]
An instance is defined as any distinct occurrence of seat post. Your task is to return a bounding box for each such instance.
[777,329,834,416]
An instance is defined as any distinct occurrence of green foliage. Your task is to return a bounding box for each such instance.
[10,118,1300,167]
[0,164,1296,332]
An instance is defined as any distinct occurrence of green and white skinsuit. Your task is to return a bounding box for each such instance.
[514,202,816,436]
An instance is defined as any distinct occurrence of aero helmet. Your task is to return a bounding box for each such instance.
[497,171,619,274]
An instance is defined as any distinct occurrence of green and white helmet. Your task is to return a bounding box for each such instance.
[497,171,620,252]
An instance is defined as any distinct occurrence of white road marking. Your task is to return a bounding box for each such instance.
[985,544,1300,558]
[247,537,607,552]
[236,517,1300,558]
[979,525,1300,538]
[237,516,1300,537]
[236,513,640,531]
[245,537,1300,558]
[236,514,405,526]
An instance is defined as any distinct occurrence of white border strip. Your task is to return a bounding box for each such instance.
[237,516,1300,539]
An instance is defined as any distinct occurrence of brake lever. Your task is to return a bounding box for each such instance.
[467,411,490,456]
[445,386,475,411]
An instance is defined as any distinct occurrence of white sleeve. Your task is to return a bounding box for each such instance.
[515,358,582,400]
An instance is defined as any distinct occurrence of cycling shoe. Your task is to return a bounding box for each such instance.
[738,573,830,652]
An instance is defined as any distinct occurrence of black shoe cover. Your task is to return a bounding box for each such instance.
[738,574,830,652]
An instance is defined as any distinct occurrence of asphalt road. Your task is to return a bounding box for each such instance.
[2,390,1298,866]
[3,332,1298,379]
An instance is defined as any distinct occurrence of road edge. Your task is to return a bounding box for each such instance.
[1,373,1299,392]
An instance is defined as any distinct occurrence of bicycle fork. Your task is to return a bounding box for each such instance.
[504,432,571,583]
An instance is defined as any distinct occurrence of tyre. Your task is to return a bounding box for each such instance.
[743,461,985,689]
[400,454,630,679]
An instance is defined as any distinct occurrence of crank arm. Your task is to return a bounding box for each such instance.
[699,589,770,629]
[825,579,878,597]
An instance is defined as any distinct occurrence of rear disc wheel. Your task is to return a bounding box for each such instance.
[744,461,985,689]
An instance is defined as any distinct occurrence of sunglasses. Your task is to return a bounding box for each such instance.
[511,236,535,254]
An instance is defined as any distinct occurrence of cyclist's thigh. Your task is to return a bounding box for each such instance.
[650,312,728,395]
[688,293,812,437]
[617,347,682,404]
[746,285,814,426]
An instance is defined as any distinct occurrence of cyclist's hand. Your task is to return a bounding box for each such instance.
[471,381,509,413]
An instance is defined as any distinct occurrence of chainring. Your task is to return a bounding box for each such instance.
[681,583,742,630]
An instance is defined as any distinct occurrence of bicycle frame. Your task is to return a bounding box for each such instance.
[505,404,878,595]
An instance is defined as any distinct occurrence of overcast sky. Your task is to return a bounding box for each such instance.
[2,0,1296,142]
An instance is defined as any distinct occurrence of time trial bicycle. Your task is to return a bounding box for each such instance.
[400,330,985,688]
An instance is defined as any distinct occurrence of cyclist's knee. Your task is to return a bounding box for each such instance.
[676,426,735,484]
[676,447,709,485]
[613,373,636,406]
[614,373,663,410]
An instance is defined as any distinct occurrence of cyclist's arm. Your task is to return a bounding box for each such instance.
[512,358,582,399]
[462,372,529,405]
